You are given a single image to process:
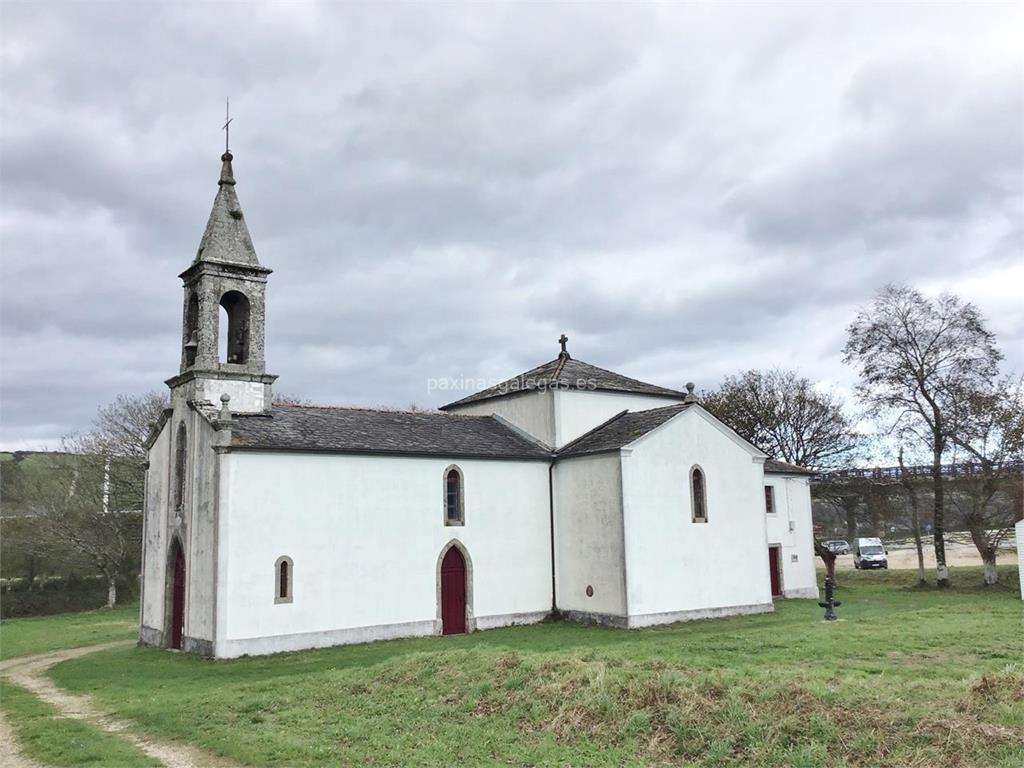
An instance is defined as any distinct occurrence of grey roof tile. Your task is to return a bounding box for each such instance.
[229,405,551,460]
[763,459,814,475]
[440,355,685,409]
[556,404,691,458]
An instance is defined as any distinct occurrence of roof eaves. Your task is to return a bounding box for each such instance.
[224,445,552,462]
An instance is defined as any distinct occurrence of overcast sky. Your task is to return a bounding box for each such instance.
[2,1,1022,451]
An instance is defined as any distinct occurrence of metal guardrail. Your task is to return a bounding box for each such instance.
[814,460,1024,483]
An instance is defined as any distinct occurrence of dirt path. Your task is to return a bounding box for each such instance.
[0,706,45,768]
[0,642,240,768]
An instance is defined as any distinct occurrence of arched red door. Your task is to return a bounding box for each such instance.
[440,547,467,635]
[170,542,186,649]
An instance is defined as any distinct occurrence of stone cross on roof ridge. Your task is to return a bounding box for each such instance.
[558,333,570,359]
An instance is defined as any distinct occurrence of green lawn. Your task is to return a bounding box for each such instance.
[0,603,138,661]
[41,567,1023,767]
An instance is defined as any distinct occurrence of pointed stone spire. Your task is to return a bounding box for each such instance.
[193,151,259,266]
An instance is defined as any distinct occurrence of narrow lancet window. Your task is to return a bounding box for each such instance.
[444,466,464,525]
[173,422,187,510]
[275,556,293,603]
[690,466,707,523]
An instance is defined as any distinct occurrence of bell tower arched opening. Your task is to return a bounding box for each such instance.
[219,290,250,364]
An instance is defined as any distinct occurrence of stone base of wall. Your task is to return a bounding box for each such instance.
[183,636,214,657]
[782,587,820,600]
[626,601,773,629]
[215,619,437,659]
[475,610,550,630]
[562,610,629,629]
[138,625,163,648]
[215,610,552,658]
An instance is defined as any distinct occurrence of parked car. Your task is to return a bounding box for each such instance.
[825,540,850,555]
[854,537,888,569]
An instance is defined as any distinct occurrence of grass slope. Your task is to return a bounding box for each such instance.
[0,604,138,661]
[0,682,159,767]
[48,567,1023,767]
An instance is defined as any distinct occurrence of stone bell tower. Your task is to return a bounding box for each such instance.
[165,151,276,413]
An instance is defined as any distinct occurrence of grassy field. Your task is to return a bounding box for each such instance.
[0,682,159,767]
[35,567,1023,767]
[0,603,138,661]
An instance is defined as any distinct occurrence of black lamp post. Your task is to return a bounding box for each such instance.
[818,576,841,621]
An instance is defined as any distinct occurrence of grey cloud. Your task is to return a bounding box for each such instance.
[2,2,1021,447]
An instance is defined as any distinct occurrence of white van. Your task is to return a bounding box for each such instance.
[854,537,888,570]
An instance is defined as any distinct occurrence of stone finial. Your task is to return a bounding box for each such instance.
[219,392,232,420]
[558,333,570,359]
[219,151,236,186]
[684,382,697,404]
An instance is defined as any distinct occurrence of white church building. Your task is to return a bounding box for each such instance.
[139,152,820,658]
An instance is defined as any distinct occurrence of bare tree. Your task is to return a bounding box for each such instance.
[32,391,169,607]
[29,454,142,607]
[897,446,927,586]
[843,285,1001,586]
[702,369,859,470]
[945,376,1024,584]
[70,391,170,507]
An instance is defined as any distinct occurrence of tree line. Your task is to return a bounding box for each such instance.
[702,285,1023,586]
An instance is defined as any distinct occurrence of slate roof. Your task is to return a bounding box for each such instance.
[440,355,686,409]
[763,459,815,475]
[229,405,551,460]
[556,404,692,458]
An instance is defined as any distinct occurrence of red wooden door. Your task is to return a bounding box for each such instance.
[170,544,185,649]
[440,547,466,635]
[768,546,782,597]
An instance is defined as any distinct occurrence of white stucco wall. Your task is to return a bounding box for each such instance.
[552,453,626,620]
[140,420,171,637]
[214,451,552,657]
[196,377,268,413]
[139,402,219,653]
[444,391,555,447]
[620,409,773,626]
[184,411,219,644]
[764,475,819,599]
[554,390,682,448]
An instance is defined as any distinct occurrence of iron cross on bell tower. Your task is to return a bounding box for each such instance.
[222,98,233,155]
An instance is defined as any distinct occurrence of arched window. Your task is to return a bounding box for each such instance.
[183,292,199,368]
[219,290,250,364]
[443,465,464,526]
[690,465,707,523]
[274,556,293,604]
[173,422,187,510]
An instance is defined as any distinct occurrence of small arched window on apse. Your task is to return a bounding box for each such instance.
[173,422,187,510]
[443,465,464,526]
[690,465,708,523]
[274,556,293,604]
[219,290,250,364]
